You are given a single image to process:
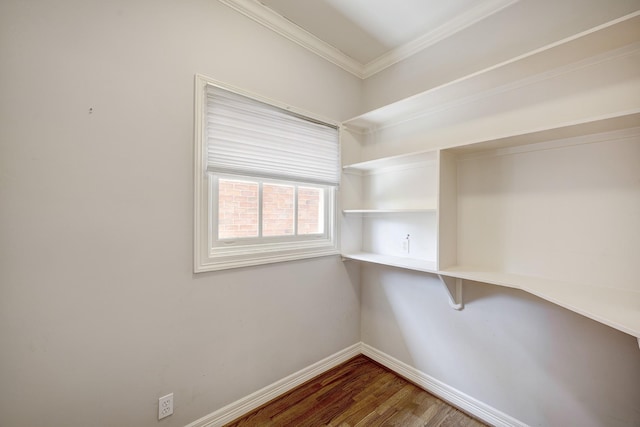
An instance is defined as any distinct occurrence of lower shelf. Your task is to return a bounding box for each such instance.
[439,266,640,339]
[341,252,437,273]
[341,257,640,342]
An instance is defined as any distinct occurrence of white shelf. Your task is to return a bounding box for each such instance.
[341,252,437,274]
[445,110,640,155]
[343,209,436,214]
[342,12,640,132]
[439,267,640,339]
[343,150,437,172]
[340,259,640,338]
[344,112,640,176]
[339,11,640,345]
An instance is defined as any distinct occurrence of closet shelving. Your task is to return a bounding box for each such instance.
[343,113,640,344]
[340,11,640,345]
[438,268,640,338]
[340,150,439,274]
[436,110,640,341]
[341,12,640,133]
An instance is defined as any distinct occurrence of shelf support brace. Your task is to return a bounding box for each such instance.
[438,275,464,310]
[637,337,639,350]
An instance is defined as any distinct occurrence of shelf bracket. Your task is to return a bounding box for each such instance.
[438,275,464,310]
[637,337,639,350]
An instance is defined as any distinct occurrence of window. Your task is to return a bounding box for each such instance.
[194,75,340,272]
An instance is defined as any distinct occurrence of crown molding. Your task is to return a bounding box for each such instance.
[219,0,364,78]
[219,0,520,80]
[362,0,519,78]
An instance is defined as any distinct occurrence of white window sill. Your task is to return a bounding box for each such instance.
[194,247,340,272]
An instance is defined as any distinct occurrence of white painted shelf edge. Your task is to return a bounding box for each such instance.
[343,209,436,214]
[343,110,640,170]
[343,258,640,340]
[341,252,437,274]
[341,12,640,132]
[438,267,640,339]
[342,150,437,172]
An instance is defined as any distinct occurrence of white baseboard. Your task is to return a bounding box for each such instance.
[185,342,527,427]
[361,344,529,427]
[184,343,362,427]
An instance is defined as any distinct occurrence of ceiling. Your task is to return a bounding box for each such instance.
[219,0,519,78]
[260,0,483,64]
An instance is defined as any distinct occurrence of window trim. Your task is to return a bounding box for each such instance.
[194,74,340,272]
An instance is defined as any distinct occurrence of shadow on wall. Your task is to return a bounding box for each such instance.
[362,264,640,427]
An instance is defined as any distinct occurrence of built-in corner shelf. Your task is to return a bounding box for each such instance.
[341,257,640,341]
[443,110,640,154]
[341,253,437,274]
[339,113,640,346]
[342,150,437,173]
[339,11,640,348]
[439,267,640,341]
[342,254,463,310]
[341,11,640,133]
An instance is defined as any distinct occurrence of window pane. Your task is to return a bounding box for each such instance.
[218,179,259,239]
[263,183,295,236]
[297,187,324,235]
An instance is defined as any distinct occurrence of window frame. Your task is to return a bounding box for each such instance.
[212,174,331,245]
[194,75,340,272]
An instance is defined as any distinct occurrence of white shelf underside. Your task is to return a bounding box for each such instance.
[341,252,437,274]
[342,12,640,132]
[439,267,640,339]
[344,110,640,170]
[342,255,639,339]
[343,151,437,172]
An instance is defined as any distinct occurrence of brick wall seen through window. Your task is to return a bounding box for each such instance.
[218,179,322,239]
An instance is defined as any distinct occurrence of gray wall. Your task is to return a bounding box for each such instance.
[361,267,640,427]
[356,2,640,425]
[0,1,361,426]
[1,1,639,427]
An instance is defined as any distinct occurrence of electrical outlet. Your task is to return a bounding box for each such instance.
[158,393,173,420]
[401,234,410,254]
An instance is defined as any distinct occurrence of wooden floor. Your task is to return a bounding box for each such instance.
[224,355,486,427]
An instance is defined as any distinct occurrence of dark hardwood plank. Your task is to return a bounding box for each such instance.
[224,356,486,427]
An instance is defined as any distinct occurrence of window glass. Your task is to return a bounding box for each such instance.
[262,183,295,237]
[297,186,324,235]
[218,179,259,239]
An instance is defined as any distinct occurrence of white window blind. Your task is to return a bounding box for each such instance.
[205,85,340,186]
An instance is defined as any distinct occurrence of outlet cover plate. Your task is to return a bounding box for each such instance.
[159,393,173,420]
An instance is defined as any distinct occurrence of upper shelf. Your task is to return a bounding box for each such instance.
[445,110,640,154]
[345,110,640,168]
[342,12,640,132]
[343,150,437,172]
